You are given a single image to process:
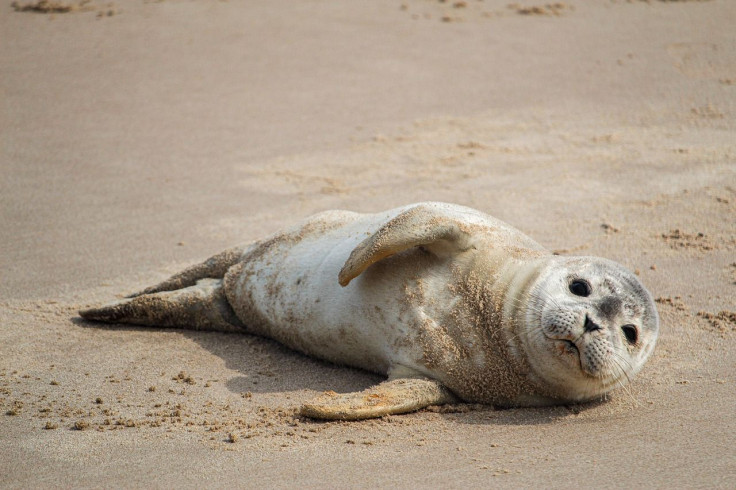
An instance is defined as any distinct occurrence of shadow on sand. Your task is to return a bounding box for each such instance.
[74,316,612,426]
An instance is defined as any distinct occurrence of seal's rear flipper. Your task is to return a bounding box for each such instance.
[128,246,247,298]
[300,377,457,420]
[79,278,244,333]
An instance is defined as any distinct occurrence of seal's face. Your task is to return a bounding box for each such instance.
[524,257,659,401]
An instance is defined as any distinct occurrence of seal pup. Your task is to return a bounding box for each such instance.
[80,202,659,420]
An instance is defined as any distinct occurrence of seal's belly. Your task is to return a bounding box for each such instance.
[226,211,412,374]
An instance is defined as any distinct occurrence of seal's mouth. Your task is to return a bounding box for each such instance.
[560,340,582,367]
[553,338,587,375]
[542,329,607,379]
[557,339,612,380]
[561,339,578,356]
[541,328,579,357]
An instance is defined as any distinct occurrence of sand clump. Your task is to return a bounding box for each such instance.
[11,0,118,17]
[697,310,736,333]
[11,0,92,13]
[509,3,571,16]
[661,229,716,251]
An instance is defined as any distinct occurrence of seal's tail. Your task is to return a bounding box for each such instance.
[79,278,245,333]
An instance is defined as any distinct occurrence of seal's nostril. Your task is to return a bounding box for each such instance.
[584,316,601,332]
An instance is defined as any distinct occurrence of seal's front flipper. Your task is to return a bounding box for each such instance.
[338,204,475,286]
[300,377,457,420]
[79,278,244,333]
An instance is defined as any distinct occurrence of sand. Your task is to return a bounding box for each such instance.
[1,0,734,487]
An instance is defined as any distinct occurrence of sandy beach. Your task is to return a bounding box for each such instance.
[1,0,734,487]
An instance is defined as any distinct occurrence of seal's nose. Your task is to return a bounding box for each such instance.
[584,315,601,333]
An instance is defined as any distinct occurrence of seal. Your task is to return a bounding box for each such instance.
[80,202,659,420]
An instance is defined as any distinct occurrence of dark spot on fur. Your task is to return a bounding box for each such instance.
[599,295,622,320]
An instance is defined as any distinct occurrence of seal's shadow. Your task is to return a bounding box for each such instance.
[75,318,609,426]
[445,398,611,427]
[74,317,381,395]
[181,329,383,395]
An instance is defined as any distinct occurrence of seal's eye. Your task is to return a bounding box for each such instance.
[569,280,591,297]
[621,324,638,345]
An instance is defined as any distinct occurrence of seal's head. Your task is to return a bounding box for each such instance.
[522,256,659,402]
